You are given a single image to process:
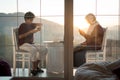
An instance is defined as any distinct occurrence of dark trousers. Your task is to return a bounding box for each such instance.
[73,44,86,67]
[74,50,86,67]
[73,44,101,67]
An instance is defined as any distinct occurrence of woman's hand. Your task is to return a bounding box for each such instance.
[79,29,85,35]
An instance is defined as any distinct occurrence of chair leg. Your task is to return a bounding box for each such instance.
[22,61,25,71]
[22,54,25,71]
[28,59,31,76]
[13,61,16,76]
[13,54,16,76]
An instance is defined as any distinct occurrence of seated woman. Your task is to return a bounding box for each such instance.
[74,13,104,67]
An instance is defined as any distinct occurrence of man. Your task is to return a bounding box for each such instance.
[18,11,47,75]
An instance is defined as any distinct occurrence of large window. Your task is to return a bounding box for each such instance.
[0,0,120,79]
[0,0,65,78]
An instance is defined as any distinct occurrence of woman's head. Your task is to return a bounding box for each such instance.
[85,13,96,24]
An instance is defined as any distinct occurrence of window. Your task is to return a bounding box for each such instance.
[0,0,119,79]
[0,0,65,78]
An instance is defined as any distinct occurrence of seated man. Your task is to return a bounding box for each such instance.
[18,12,48,76]
[74,13,104,67]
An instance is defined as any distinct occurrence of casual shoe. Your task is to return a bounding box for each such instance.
[31,70,38,76]
[37,67,44,73]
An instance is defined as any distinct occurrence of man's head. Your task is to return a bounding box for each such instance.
[85,13,96,25]
[24,11,35,23]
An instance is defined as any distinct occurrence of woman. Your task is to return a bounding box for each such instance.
[74,13,104,67]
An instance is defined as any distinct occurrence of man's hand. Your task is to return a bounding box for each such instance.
[35,23,42,30]
[31,27,41,33]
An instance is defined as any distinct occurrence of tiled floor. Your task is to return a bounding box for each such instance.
[0,77,12,80]
[11,68,64,77]
[11,68,76,77]
[0,68,76,80]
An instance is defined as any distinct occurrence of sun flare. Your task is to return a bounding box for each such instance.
[74,19,89,31]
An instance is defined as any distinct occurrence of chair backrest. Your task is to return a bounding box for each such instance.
[12,27,19,51]
[86,28,108,62]
[101,27,107,51]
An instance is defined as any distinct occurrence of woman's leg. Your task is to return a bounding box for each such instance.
[73,44,87,67]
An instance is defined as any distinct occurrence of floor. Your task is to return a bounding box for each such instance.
[0,68,76,80]
[11,68,76,77]
[11,68,64,77]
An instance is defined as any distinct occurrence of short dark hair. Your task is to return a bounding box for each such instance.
[24,11,35,20]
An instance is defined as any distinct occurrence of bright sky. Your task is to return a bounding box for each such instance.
[0,0,119,29]
[0,0,64,16]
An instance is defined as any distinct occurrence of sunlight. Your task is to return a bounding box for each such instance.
[74,16,89,32]
[74,20,89,30]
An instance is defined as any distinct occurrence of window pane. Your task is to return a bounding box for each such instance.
[97,16,119,51]
[97,16,120,40]
[41,0,64,16]
[32,16,64,43]
[0,0,17,13]
[97,0,119,15]
[18,0,41,16]
[74,0,96,15]
[97,16,119,27]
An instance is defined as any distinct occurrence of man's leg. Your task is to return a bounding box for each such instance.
[32,61,38,70]
[19,43,39,75]
[33,44,48,72]
[36,60,44,72]
[35,52,45,72]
